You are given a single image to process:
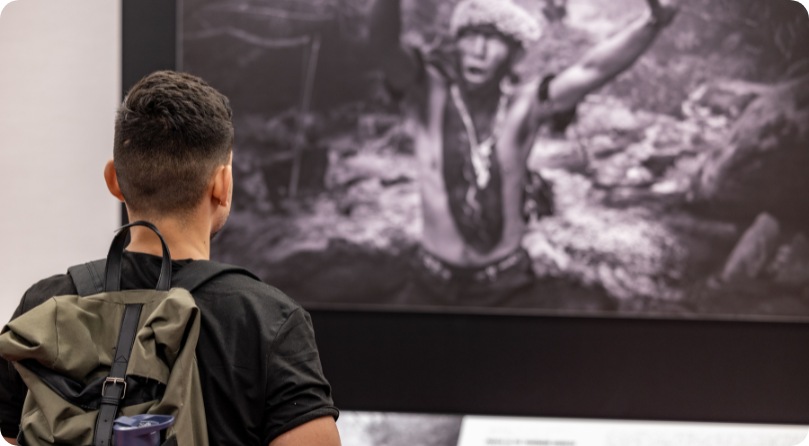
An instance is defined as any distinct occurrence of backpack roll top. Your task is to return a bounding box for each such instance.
[0,221,209,446]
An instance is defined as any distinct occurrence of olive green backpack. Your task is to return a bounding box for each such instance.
[0,221,256,446]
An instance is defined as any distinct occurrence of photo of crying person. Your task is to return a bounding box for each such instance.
[182,0,809,319]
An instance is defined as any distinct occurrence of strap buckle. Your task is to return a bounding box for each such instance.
[102,377,127,399]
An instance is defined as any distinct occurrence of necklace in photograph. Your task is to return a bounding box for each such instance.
[449,83,509,189]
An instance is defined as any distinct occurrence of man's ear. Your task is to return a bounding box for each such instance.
[211,156,233,208]
[104,160,125,202]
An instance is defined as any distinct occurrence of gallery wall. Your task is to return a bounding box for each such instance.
[0,0,120,324]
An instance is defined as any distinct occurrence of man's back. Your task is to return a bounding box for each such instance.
[0,252,338,445]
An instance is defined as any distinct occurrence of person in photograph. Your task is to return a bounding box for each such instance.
[369,0,678,306]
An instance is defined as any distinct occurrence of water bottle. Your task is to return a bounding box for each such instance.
[113,414,175,446]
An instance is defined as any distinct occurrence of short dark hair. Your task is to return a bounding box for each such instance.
[113,70,234,217]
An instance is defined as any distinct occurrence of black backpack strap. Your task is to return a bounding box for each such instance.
[106,221,172,292]
[68,260,106,296]
[94,302,143,446]
[67,221,173,297]
[172,260,260,292]
[69,259,260,296]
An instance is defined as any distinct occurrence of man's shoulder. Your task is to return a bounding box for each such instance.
[17,272,77,314]
[187,261,274,295]
[186,261,303,315]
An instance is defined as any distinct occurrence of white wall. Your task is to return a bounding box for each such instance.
[0,0,120,324]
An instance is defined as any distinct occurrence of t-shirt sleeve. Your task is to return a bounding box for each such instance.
[0,289,35,438]
[0,340,25,439]
[0,274,76,439]
[262,307,338,443]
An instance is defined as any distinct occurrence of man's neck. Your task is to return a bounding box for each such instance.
[456,78,507,141]
[458,74,510,130]
[124,216,212,261]
[460,77,502,105]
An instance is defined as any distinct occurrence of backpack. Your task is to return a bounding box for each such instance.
[0,221,257,445]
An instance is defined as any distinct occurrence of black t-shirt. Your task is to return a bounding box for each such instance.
[0,252,339,445]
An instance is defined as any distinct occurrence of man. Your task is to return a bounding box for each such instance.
[0,71,341,445]
[370,0,677,306]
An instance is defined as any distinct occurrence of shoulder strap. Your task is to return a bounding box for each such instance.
[68,259,260,297]
[68,260,106,296]
[94,303,143,446]
[171,260,260,292]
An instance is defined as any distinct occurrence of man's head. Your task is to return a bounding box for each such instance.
[110,71,234,224]
[450,0,541,88]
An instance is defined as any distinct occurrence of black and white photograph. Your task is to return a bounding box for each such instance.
[182,0,809,319]
[337,411,463,446]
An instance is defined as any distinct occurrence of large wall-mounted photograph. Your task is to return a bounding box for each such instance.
[182,0,809,319]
